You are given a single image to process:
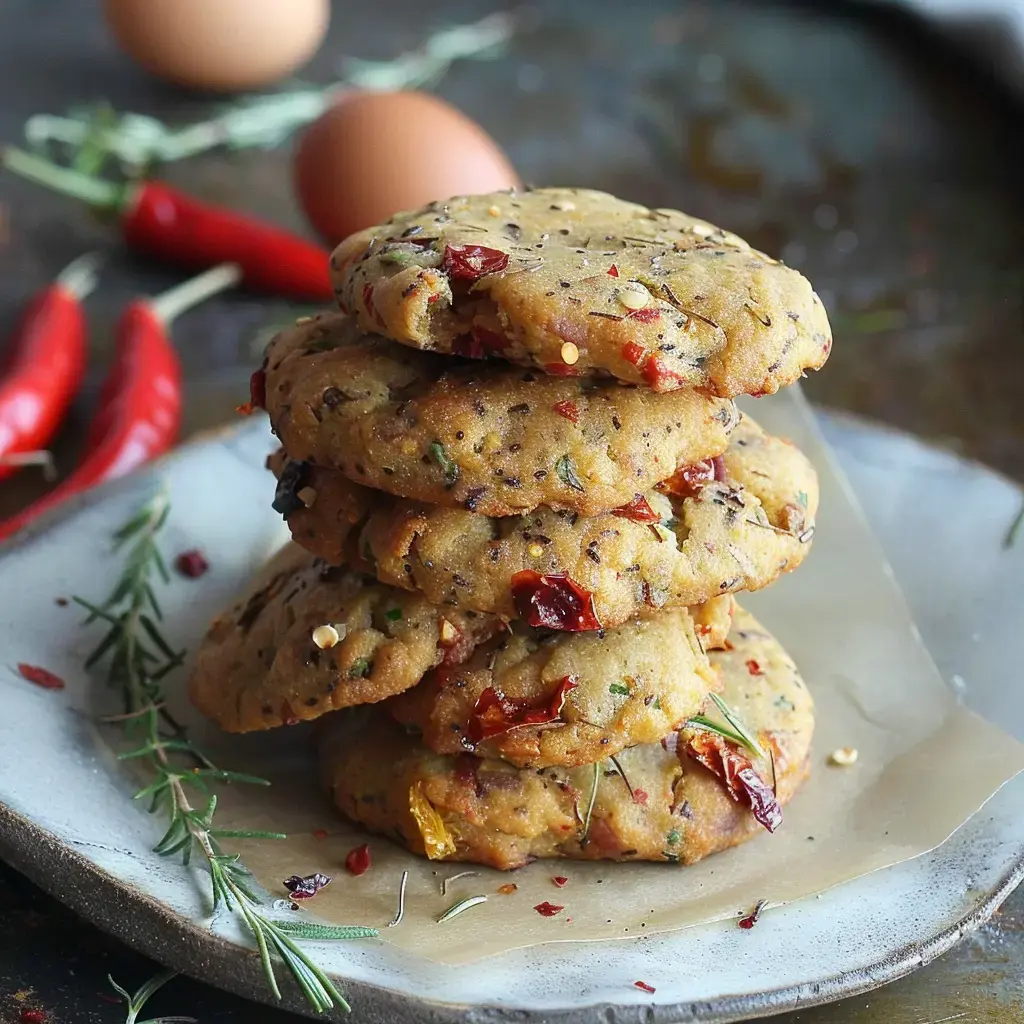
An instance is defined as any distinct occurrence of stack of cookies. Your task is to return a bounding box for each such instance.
[190,188,830,870]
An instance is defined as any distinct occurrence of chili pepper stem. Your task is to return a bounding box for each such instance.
[147,263,243,323]
[2,146,122,210]
[55,251,104,299]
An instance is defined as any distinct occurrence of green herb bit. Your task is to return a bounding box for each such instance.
[555,454,585,492]
[653,697,662,710]
[80,488,375,1015]
[774,695,796,711]
[708,693,766,759]
[796,490,808,509]
[348,658,372,679]
[608,682,630,696]
[385,608,403,622]
[666,830,681,845]
[438,894,488,923]
[579,762,600,844]
[108,968,191,1024]
[429,441,460,486]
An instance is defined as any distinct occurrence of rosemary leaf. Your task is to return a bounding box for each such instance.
[708,693,766,758]
[438,895,488,922]
[273,921,380,940]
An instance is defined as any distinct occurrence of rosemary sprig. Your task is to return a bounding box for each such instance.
[108,969,196,1024]
[79,488,377,1015]
[687,694,766,760]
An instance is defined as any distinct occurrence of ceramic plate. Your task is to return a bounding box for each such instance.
[1,407,1023,1023]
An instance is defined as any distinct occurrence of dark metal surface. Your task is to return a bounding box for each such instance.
[1,0,1023,1021]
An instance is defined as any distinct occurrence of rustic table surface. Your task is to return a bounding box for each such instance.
[2,0,1023,1021]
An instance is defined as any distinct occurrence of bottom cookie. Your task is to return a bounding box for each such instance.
[319,607,813,869]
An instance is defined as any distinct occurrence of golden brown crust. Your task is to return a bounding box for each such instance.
[263,311,738,517]
[386,599,729,769]
[272,413,818,628]
[330,188,831,398]
[318,608,814,869]
[187,546,502,733]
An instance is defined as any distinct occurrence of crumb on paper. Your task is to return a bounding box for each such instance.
[828,746,858,767]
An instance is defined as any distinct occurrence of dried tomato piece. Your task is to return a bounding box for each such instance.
[249,368,266,409]
[467,675,578,744]
[641,354,687,391]
[534,901,564,917]
[628,307,661,323]
[344,843,371,876]
[283,872,332,899]
[553,399,580,424]
[684,731,782,832]
[611,494,660,523]
[175,549,209,578]
[621,341,646,366]
[658,459,716,499]
[17,663,65,690]
[443,244,510,281]
[511,570,601,631]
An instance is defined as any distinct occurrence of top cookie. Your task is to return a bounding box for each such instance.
[263,311,737,517]
[330,188,832,398]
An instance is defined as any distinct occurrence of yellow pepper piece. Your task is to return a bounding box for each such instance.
[409,780,457,860]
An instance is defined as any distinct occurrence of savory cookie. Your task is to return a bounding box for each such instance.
[271,413,818,629]
[385,595,733,768]
[261,311,737,517]
[319,608,813,869]
[188,545,502,733]
[329,188,831,397]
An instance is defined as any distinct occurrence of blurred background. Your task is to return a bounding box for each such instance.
[1,0,1023,1020]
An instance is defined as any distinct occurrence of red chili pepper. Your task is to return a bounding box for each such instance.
[552,400,580,424]
[2,148,332,301]
[658,459,716,500]
[467,675,578,744]
[0,264,240,542]
[611,495,660,523]
[17,663,66,690]
[0,253,100,481]
[511,570,602,631]
[534,901,564,917]
[443,243,510,281]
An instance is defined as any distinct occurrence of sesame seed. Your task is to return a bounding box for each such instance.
[560,341,580,365]
[312,624,340,649]
[828,747,858,767]
[618,287,649,311]
[297,486,318,508]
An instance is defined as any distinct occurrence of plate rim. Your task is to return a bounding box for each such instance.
[2,411,1023,1023]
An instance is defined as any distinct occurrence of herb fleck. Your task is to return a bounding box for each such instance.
[555,454,585,492]
[429,442,460,486]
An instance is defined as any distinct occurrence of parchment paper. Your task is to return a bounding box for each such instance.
[182,387,1024,965]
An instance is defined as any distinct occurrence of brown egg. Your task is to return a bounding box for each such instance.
[293,90,521,244]
[104,0,330,93]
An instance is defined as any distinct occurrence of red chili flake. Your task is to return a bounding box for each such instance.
[20,1011,47,1023]
[738,899,768,929]
[607,264,619,277]
[345,843,371,876]
[684,732,782,832]
[511,570,602,631]
[313,828,329,841]
[553,399,580,424]
[467,675,578,744]
[746,659,764,676]
[427,293,441,304]
[280,700,300,726]
[634,981,657,994]
[283,872,332,899]
[633,788,649,807]
[453,752,480,789]
[621,341,646,366]
[534,901,565,917]
[698,623,713,636]
[498,883,518,895]
[641,354,687,392]
[443,243,510,281]
[452,325,507,360]
[17,663,65,690]
[544,361,583,376]
[362,283,376,319]
[658,459,715,499]
[235,401,256,416]
[249,368,266,410]
[55,597,68,606]
[552,876,569,888]
[628,307,661,323]
[712,454,727,481]
[611,494,660,523]
[175,549,209,578]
